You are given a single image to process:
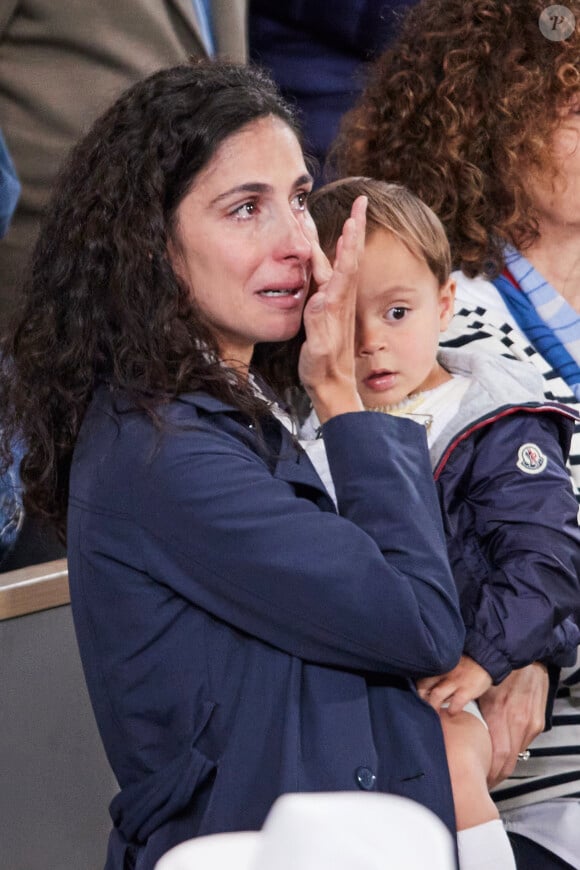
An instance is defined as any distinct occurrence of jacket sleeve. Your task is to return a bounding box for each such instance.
[140,410,464,679]
[454,412,580,683]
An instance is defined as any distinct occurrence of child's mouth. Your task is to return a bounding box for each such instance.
[364,370,397,392]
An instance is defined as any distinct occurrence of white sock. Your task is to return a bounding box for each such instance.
[457,819,516,870]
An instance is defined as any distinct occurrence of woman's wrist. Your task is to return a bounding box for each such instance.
[308,385,364,424]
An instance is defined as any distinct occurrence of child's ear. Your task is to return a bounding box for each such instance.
[438,278,456,331]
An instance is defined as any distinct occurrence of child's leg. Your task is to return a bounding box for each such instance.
[440,707,497,829]
[440,708,516,869]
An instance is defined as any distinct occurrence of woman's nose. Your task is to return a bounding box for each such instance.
[276,210,312,261]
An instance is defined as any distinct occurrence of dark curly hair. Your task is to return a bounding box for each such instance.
[332,0,580,277]
[0,59,302,539]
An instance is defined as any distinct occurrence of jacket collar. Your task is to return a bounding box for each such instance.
[176,390,239,414]
[274,438,336,509]
[176,391,335,505]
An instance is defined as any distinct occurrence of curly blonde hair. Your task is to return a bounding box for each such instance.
[332,0,580,277]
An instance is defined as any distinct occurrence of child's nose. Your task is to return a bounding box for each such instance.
[357,324,388,356]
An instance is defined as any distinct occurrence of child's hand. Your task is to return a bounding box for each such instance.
[416,655,493,715]
[298,196,367,422]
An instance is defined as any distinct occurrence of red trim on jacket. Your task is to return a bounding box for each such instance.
[434,403,578,479]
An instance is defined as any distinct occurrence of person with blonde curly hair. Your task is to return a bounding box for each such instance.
[333,3,580,868]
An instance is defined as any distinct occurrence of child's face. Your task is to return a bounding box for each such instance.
[355,229,455,408]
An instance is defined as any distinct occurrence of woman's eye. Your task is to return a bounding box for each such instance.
[232,201,257,220]
[386,307,408,321]
[292,191,309,212]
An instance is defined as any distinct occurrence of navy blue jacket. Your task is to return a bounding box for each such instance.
[249,1,416,172]
[68,385,464,870]
[432,350,580,685]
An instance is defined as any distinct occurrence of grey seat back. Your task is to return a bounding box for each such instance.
[0,560,117,870]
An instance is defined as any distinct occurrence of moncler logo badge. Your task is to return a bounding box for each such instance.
[516,443,547,474]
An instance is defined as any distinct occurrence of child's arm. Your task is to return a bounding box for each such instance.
[444,411,580,685]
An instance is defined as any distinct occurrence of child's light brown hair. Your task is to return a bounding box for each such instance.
[309,177,451,286]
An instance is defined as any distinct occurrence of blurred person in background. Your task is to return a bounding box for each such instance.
[0,0,248,320]
[249,1,417,181]
[0,128,23,564]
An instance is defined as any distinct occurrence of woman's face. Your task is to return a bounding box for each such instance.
[170,116,314,369]
[528,95,580,232]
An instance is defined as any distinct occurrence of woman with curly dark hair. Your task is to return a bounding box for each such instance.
[0,60,465,869]
[334,3,580,868]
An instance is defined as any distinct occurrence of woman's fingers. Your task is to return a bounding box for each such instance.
[306,194,367,303]
[479,663,549,787]
[416,675,452,709]
[303,214,333,287]
[302,196,366,339]
[426,679,456,711]
[298,195,367,421]
[351,194,368,261]
[330,196,367,287]
[416,675,441,698]
[446,689,472,716]
[301,287,330,357]
[416,656,492,714]
[311,197,366,333]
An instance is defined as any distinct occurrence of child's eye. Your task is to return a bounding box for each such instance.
[385,307,409,321]
[292,191,309,212]
[231,201,258,220]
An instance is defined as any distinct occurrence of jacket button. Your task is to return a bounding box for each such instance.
[355,766,377,790]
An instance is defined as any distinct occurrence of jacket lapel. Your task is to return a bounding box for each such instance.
[179,391,335,506]
[272,426,336,508]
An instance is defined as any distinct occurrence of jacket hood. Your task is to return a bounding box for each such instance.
[431,347,578,469]
[438,346,546,405]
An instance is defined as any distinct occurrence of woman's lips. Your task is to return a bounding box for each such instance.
[256,285,305,309]
[363,370,397,391]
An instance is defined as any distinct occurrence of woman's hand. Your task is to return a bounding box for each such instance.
[298,196,367,423]
[478,662,549,787]
[417,654,492,714]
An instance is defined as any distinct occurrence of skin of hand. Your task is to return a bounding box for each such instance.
[478,661,549,788]
[417,654,493,715]
[298,196,367,423]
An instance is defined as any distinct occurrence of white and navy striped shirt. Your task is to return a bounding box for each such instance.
[443,272,580,820]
